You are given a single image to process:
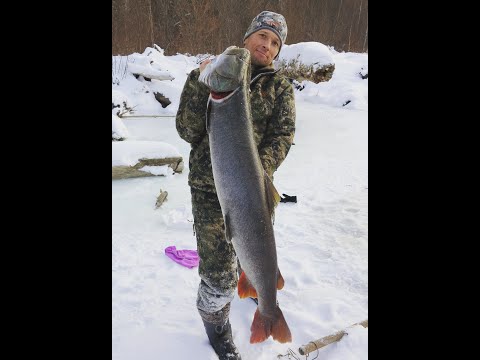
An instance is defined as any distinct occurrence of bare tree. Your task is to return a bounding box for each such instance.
[113,0,369,56]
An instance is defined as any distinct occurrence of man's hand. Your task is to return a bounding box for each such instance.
[199,58,212,73]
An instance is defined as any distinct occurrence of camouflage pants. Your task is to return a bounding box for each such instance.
[191,188,239,325]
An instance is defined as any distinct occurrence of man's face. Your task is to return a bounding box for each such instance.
[244,29,281,67]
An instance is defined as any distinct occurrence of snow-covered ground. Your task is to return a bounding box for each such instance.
[112,43,368,360]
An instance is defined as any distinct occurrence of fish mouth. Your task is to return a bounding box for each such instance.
[214,50,250,83]
[223,46,251,63]
[198,46,251,92]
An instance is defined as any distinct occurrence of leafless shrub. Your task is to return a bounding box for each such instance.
[112,56,130,85]
[276,56,335,84]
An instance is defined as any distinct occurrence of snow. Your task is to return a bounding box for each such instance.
[112,42,368,360]
[112,141,181,167]
[278,41,335,67]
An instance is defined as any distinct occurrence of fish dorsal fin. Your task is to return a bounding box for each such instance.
[264,171,281,219]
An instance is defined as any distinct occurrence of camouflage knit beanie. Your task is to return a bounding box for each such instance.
[244,11,288,58]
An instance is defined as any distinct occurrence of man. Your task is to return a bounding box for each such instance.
[176,11,295,360]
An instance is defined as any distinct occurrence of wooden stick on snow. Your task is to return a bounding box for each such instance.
[298,319,368,356]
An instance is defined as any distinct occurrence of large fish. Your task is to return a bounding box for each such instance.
[199,46,292,344]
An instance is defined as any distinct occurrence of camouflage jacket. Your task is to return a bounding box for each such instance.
[176,65,296,193]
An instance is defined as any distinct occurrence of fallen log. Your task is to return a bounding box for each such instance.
[112,140,183,180]
[127,62,174,81]
[112,157,183,180]
[298,319,368,355]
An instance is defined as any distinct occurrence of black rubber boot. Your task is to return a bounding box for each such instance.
[203,319,242,360]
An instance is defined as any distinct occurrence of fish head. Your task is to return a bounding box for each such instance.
[199,46,251,92]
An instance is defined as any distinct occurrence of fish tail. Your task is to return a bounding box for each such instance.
[250,308,270,343]
[271,306,292,343]
[238,271,258,299]
[250,306,292,344]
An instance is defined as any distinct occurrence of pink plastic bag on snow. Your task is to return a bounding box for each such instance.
[164,246,199,268]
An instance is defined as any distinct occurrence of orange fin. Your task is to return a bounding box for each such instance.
[238,271,258,299]
[271,306,292,343]
[250,308,270,343]
[250,307,292,344]
[277,268,285,290]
